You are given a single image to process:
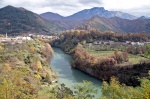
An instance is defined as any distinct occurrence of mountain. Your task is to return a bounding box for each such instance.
[66,7,137,20]
[40,12,65,21]
[40,7,137,30]
[40,7,137,21]
[138,16,150,19]
[0,6,64,35]
[40,12,85,30]
[77,16,150,33]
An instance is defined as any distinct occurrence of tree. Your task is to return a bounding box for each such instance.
[45,73,52,83]
[73,80,97,99]
[3,63,11,71]
[145,44,150,58]
[0,70,37,99]
[100,77,150,99]
[29,46,35,53]
[51,84,74,99]
[36,61,42,71]
[122,51,129,62]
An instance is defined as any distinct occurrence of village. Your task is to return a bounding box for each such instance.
[0,33,149,47]
[0,33,57,44]
[92,40,148,46]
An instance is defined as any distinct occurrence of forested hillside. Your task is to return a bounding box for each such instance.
[77,16,150,33]
[0,6,64,35]
[0,39,58,98]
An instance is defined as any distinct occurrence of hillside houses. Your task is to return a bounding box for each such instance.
[0,36,32,44]
[126,41,145,46]
[93,40,146,46]
[93,40,115,45]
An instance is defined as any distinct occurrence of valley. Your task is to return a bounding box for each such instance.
[0,4,150,99]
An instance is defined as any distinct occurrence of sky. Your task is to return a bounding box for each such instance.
[0,0,150,17]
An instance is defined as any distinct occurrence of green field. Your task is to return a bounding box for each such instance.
[128,54,149,64]
[88,50,115,58]
[86,48,118,58]
[85,48,149,65]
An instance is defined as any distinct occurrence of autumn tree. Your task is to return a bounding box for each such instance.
[35,60,42,71]
[50,84,74,99]
[3,63,11,71]
[100,74,150,99]
[73,81,97,99]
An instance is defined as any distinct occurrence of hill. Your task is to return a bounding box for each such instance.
[77,16,150,33]
[40,12,85,30]
[0,6,64,35]
[40,12,65,21]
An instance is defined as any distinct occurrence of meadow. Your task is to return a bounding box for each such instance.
[85,45,149,65]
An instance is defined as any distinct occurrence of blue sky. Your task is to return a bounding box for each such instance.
[0,0,150,17]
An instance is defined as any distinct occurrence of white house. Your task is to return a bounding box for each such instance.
[15,36,32,40]
[137,42,145,46]
[94,41,102,45]
[131,42,136,45]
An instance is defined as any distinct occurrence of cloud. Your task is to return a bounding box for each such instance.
[101,0,150,16]
[78,0,102,4]
[0,0,149,17]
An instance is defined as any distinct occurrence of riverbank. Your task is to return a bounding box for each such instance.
[72,44,150,86]
[52,42,150,86]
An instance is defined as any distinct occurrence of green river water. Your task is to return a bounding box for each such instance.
[50,47,102,98]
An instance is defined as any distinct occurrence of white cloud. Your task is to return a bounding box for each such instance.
[101,0,150,16]
[0,0,150,17]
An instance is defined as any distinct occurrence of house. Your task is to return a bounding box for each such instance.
[109,41,115,45]
[15,36,32,41]
[126,41,131,44]
[137,42,145,46]
[88,43,93,47]
[104,41,109,45]
[131,42,136,45]
[93,41,102,45]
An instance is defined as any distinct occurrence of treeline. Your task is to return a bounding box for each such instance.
[49,76,150,99]
[61,30,150,42]
[52,30,150,53]
[72,44,128,67]
[0,39,58,99]
[48,74,150,99]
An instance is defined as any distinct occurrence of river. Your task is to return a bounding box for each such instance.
[50,47,102,98]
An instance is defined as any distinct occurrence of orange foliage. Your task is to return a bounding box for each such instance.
[3,63,11,70]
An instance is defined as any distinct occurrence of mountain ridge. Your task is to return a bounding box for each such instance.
[77,16,150,33]
[40,7,137,21]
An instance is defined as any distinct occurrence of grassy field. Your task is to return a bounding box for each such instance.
[85,48,149,65]
[86,48,118,58]
[128,54,149,64]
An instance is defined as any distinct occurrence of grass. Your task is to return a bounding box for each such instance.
[85,48,149,65]
[128,54,149,64]
[89,50,115,58]
[86,48,118,58]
